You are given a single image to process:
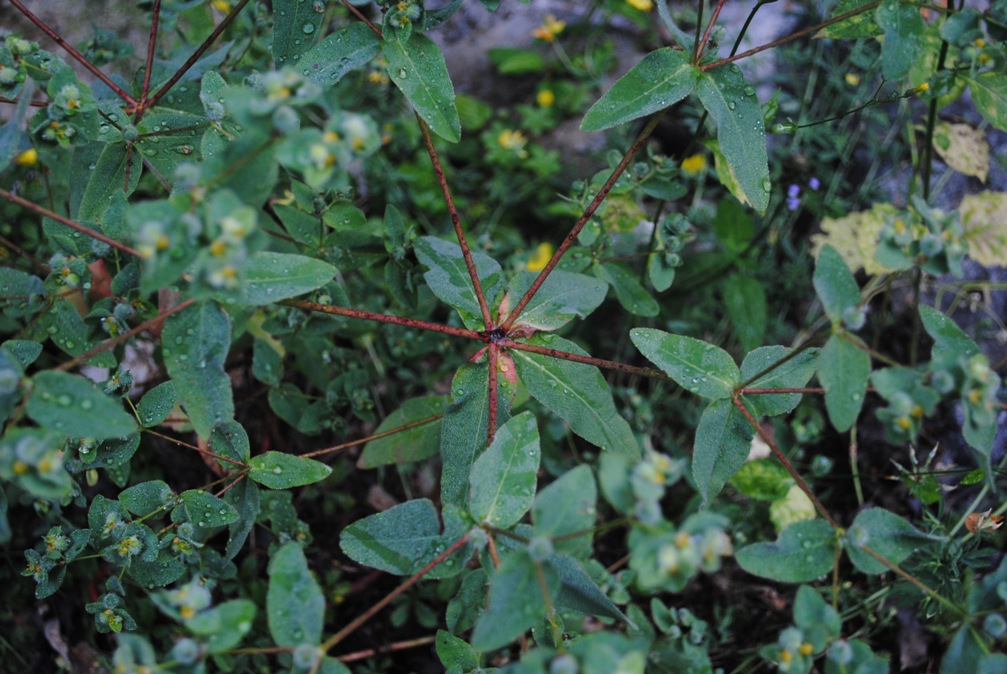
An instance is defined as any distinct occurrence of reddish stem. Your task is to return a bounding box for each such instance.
[319,535,470,654]
[8,0,139,107]
[418,118,495,331]
[696,0,728,62]
[56,299,195,372]
[499,338,669,381]
[341,0,382,36]
[141,0,253,112]
[135,0,163,123]
[732,396,839,528]
[487,343,499,441]
[0,95,47,107]
[500,112,666,331]
[0,187,141,257]
[701,0,882,72]
[336,636,437,663]
[282,299,487,341]
[303,413,444,459]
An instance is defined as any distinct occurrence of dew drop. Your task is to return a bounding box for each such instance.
[273,466,283,474]
[727,101,736,110]
[81,399,93,410]
[302,22,315,34]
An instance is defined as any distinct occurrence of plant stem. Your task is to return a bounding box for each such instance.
[318,535,470,656]
[135,0,162,123]
[488,343,499,441]
[335,635,437,663]
[282,299,487,341]
[303,413,444,459]
[0,188,141,257]
[418,118,495,330]
[499,338,670,381]
[500,112,666,332]
[696,0,728,62]
[859,545,968,619]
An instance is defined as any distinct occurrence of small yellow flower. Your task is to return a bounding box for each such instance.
[210,239,228,257]
[497,129,528,157]
[536,89,555,108]
[680,153,706,175]
[12,460,28,475]
[210,0,231,12]
[779,649,793,664]
[798,642,814,656]
[14,148,38,166]
[627,0,654,11]
[913,82,930,94]
[532,14,565,42]
[844,73,860,86]
[526,242,554,271]
[180,605,197,620]
[368,71,389,85]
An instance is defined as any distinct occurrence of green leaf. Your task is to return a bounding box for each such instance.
[818,334,870,432]
[793,586,841,647]
[592,262,659,317]
[723,273,766,352]
[41,299,115,368]
[487,47,545,74]
[162,303,234,439]
[468,412,540,528]
[209,420,251,465]
[272,0,323,66]
[181,489,239,527]
[502,270,608,331]
[436,630,479,672]
[249,451,331,489]
[440,361,512,509]
[470,549,560,652]
[414,236,503,330]
[696,65,769,213]
[965,71,1007,132]
[532,465,596,558]
[919,304,980,362]
[813,245,861,324]
[739,346,820,417]
[267,543,325,647]
[119,480,176,517]
[735,519,836,583]
[358,396,448,468]
[511,334,638,455]
[2,339,43,369]
[230,252,336,305]
[875,0,927,81]
[188,599,255,652]
[816,0,882,38]
[0,79,32,171]
[341,498,466,575]
[27,371,136,441]
[383,33,460,142]
[224,478,259,561]
[630,328,739,399]
[74,141,140,227]
[692,398,756,505]
[730,459,794,502]
[301,23,382,86]
[845,507,936,575]
[552,555,630,624]
[581,48,697,132]
[135,381,177,428]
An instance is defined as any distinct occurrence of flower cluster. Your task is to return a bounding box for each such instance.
[785,177,820,211]
[532,14,566,42]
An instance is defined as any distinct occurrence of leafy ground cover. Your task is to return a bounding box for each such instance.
[1,0,1006,672]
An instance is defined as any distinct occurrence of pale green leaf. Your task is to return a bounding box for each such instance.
[181,489,239,527]
[692,398,756,505]
[875,0,926,81]
[230,252,336,305]
[740,346,820,417]
[358,396,447,468]
[630,328,739,399]
[248,451,332,489]
[592,262,659,317]
[502,270,607,331]
[845,508,937,574]
[272,0,324,67]
[267,543,324,646]
[301,23,383,86]
[27,370,136,441]
[383,34,460,142]
[414,236,503,330]
[735,519,836,583]
[532,465,596,558]
[468,412,540,528]
[818,334,870,432]
[470,549,560,652]
[966,71,1007,132]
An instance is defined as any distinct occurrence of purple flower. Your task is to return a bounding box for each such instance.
[786,184,801,211]
[809,177,821,191]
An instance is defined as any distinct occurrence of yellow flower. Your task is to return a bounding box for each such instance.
[536,89,555,108]
[368,70,389,85]
[799,642,814,656]
[497,129,528,157]
[210,0,231,12]
[680,153,706,175]
[913,82,929,94]
[845,73,860,86]
[526,242,554,271]
[15,148,38,166]
[627,0,654,11]
[532,14,565,42]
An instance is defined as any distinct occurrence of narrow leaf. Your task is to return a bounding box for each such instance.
[502,270,607,331]
[581,48,697,132]
[818,334,870,432]
[813,244,860,324]
[358,396,448,468]
[249,451,332,489]
[383,34,461,142]
[532,465,596,558]
[511,334,638,455]
[470,549,560,652]
[552,555,630,623]
[301,23,381,86]
[415,236,503,330]
[267,543,325,646]
[468,412,540,528]
[692,398,756,505]
[696,65,769,213]
[28,371,136,441]
[231,252,336,305]
[162,303,234,439]
[630,328,739,399]
[735,519,836,583]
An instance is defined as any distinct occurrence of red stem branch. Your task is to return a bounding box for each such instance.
[336,636,437,663]
[141,0,253,112]
[341,0,382,36]
[418,118,495,330]
[0,187,141,257]
[696,0,728,62]
[500,112,666,331]
[488,342,499,441]
[281,299,487,341]
[135,0,162,122]
[7,0,139,107]
[500,338,670,381]
[303,413,444,459]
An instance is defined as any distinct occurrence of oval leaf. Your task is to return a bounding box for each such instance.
[735,519,836,583]
[249,451,332,489]
[740,346,820,417]
[630,328,739,399]
[692,398,756,505]
[301,23,383,86]
[818,333,870,432]
[181,489,239,528]
[845,507,937,575]
[358,395,448,468]
[468,412,540,528]
[813,244,860,324]
[267,543,325,647]
[383,34,461,142]
[28,370,136,441]
[231,252,336,305]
